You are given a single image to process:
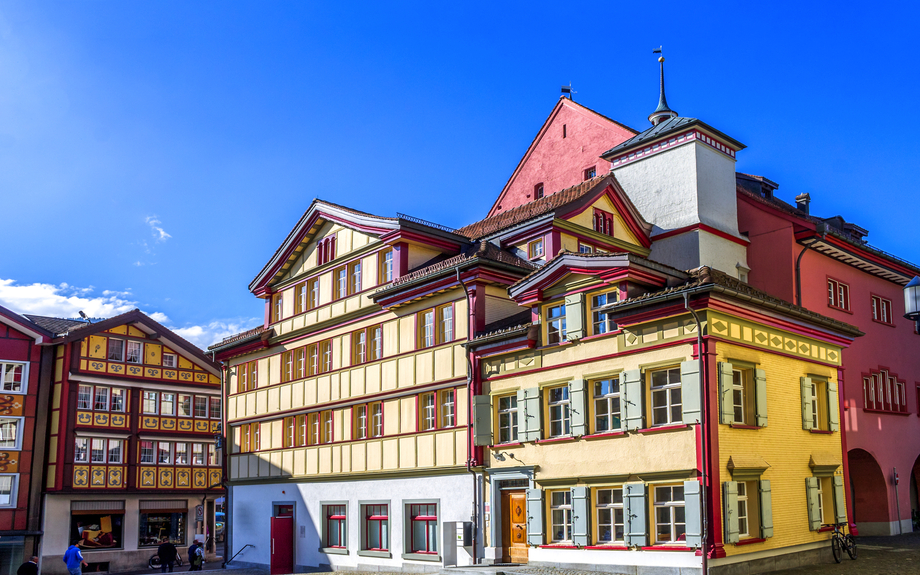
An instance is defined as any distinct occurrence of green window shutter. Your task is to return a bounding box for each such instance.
[722,481,740,544]
[623,369,644,431]
[472,395,493,446]
[680,360,701,424]
[572,486,589,546]
[805,477,821,530]
[759,480,774,538]
[801,377,815,430]
[754,368,768,427]
[526,488,544,546]
[833,475,847,524]
[570,378,587,437]
[624,482,647,547]
[684,480,702,548]
[718,362,734,425]
[521,387,542,442]
[564,293,585,341]
[827,380,840,432]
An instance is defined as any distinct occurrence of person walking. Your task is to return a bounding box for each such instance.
[187,539,204,571]
[63,540,88,575]
[156,537,178,573]
[17,556,38,575]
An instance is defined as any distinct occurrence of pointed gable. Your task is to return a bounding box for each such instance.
[485,98,637,218]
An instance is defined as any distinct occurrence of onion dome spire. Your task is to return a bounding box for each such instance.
[648,48,678,126]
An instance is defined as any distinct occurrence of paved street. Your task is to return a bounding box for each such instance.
[770,532,920,575]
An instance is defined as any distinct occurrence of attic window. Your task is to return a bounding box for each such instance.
[593,209,614,237]
[317,236,337,266]
[534,184,544,200]
[584,167,596,180]
[563,124,567,138]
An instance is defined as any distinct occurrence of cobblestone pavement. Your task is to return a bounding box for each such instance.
[766,532,920,575]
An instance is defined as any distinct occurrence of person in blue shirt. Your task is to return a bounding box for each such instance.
[63,540,88,575]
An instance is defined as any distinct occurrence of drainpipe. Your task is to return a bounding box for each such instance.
[211,350,230,569]
[457,267,479,564]
[683,292,708,575]
[795,225,826,307]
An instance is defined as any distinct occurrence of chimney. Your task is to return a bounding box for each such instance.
[795,193,811,215]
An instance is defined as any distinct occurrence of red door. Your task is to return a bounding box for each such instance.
[270,516,294,574]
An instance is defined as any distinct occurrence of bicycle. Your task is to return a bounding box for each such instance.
[148,555,183,570]
[825,523,857,563]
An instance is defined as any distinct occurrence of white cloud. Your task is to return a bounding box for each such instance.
[173,318,261,350]
[145,216,171,242]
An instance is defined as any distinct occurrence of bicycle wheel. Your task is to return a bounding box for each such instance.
[149,556,162,570]
[832,535,842,563]
[845,535,857,560]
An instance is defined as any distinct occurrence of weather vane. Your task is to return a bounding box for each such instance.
[653,46,663,61]
[561,83,576,101]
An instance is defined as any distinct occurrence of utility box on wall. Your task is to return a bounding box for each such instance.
[442,521,474,567]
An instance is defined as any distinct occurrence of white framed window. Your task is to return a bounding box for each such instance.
[420,309,435,348]
[139,440,155,464]
[178,394,192,417]
[593,378,621,433]
[550,490,573,542]
[108,339,125,362]
[91,438,106,463]
[439,389,455,428]
[350,262,363,294]
[355,405,368,440]
[650,367,682,426]
[737,482,749,537]
[0,474,17,507]
[731,369,746,424]
[210,397,221,419]
[546,304,566,344]
[175,443,188,465]
[0,362,26,393]
[78,385,93,410]
[528,238,544,259]
[420,393,436,431]
[75,437,89,463]
[371,402,383,438]
[126,341,143,364]
[192,443,205,465]
[653,485,686,544]
[160,393,176,416]
[111,388,126,412]
[380,250,394,284]
[157,442,172,464]
[194,396,208,418]
[336,267,348,300]
[827,278,850,310]
[93,386,111,411]
[548,386,571,437]
[498,395,518,443]
[208,443,221,466]
[0,417,23,450]
[322,411,333,443]
[872,295,893,324]
[438,305,454,344]
[162,353,177,368]
[595,487,624,544]
[142,391,158,414]
[591,291,617,335]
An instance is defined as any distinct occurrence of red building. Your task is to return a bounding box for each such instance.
[0,305,54,575]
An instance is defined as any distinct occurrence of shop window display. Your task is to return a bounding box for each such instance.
[139,513,186,547]
[71,515,123,549]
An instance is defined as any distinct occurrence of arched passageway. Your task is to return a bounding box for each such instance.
[848,449,889,534]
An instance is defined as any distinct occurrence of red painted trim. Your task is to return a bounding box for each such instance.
[734,538,765,546]
[536,436,576,444]
[639,545,693,552]
[817,525,834,533]
[818,233,919,279]
[583,431,627,440]
[584,545,630,551]
[556,184,652,249]
[476,342,535,358]
[538,544,579,549]
[653,223,748,247]
[703,297,856,347]
[637,424,690,434]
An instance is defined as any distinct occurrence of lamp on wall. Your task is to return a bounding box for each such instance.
[903,276,920,332]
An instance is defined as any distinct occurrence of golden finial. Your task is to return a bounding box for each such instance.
[658,56,665,63]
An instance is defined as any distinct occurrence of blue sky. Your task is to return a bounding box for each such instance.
[1,1,917,348]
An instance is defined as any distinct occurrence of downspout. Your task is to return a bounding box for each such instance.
[211,350,230,569]
[683,292,708,575]
[795,225,826,307]
[457,267,479,564]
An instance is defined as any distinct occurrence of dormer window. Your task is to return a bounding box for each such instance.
[593,209,614,237]
[108,339,124,362]
[126,341,143,364]
[379,250,394,283]
[272,293,283,322]
[317,236,337,266]
[546,304,567,344]
[528,238,545,260]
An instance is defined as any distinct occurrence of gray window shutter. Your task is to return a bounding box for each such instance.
[759,480,773,538]
[801,377,815,431]
[521,387,542,442]
[681,360,701,424]
[570,378,587,437]
[564,293,585,341]
[684,480,702,548]
[722,481,740,544]
[572,486,589,546]
[754,368,768,427]
[472,395,493,446]
[805,477,821,530]
[624,482,647,547]
[827,380,840,432]
[526,488,544,546]
[718,362,734,425]
[623,369,643,431]
[833,475,847,524]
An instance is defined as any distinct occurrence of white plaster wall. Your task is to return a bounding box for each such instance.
[694,144,741,235]
[528,546,700,570]
[647,232,701,271]
[230,473,475,570]
[647,231,748,279]
[698,230,749,277]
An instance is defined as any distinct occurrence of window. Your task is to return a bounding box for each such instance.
[295,282,308,315]
[418,304,454,349]
[78,385,125,412]
[353,325,384,365]
[595,487,624,544]
[94,387,110,411]
[143,392,158,414]
[162,353,177,368]
[108,440,123,464]
[111,388,125,412]
[0,475,16,507]
[593,209,614,236]
[653,485,686,544]
[593,378,621,433]
[407,503,438,554]
[370,402,383,438]
[335,267,348,299]
[497,395,518,443]
[240,423,260,453]
[139,512,185,547]
[210,397,221,419]
[872,295,893,324]
[550,490,573,542]
[579,243,594,254]
[0,362,25,393]
[584,166,597,180]
[591,290,617,335]
[650,367,682,426]
[320,341,332,373]
[78,385,92,410]
[294,347,306,379]
[72,513,123,549]
[322,410,334,444]
[379,250,394,284]
[157,442,172,464]
[863,369,907,413]
[350,261,363,294]
[140,440,155,464]
[126,341,143,364]
[317,236,336,266]
[355,405,368,440]
[81,438,123,464]
[108,339,125,361]
[534,183,544,200]
[736,482,761,539]
[194,396,208,418]
[324,504,347,549]
[548,386,571,437]
[307,344,319,376]
[528,238,544,259]
[283,417,295,448]
[75,438,89,462]
[175,443,188,465]
[352,329,367,365]
[807,379,829,430]
[237,360,258,393]
[309,413,320,445]
[209,443,221,466]
[439,389,455,428]
[178,394,192,417]
[363,504,389,551]
[192,443,205,465]
[272,294,283,322]
[827,278,850,310]
[296,414,307,447]
[546,304,566,344]
[420,393,436,431]
[160,393,175,416]
[281,350,294,383]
